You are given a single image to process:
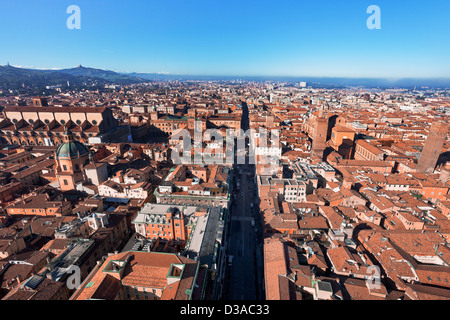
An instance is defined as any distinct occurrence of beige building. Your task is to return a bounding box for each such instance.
[0,98,118,146]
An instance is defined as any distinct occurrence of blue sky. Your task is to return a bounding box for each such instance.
[0,0,449,78]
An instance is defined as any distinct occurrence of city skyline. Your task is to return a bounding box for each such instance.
[1,0,449,78]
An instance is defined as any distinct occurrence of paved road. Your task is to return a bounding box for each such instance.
[224,102,264,300]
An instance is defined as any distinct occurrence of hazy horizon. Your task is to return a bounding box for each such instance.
[3,64,450,83]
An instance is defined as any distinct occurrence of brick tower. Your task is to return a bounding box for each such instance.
[417,122,448,173]
[311,106,328,160]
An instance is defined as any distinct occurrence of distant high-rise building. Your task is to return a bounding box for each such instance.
[417,122,448,173]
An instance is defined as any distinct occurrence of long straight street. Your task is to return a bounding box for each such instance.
[224,102,264,300]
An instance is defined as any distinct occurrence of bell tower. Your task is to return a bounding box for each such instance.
[55,130,90,191]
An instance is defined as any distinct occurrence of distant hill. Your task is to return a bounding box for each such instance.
[0,65,144,93]
[58,65,144,83]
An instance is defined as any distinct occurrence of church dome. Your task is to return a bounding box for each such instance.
[55,130,89,159]
[56,141,89,159]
